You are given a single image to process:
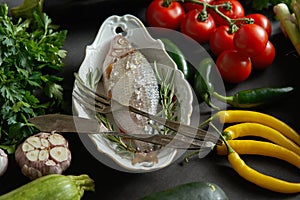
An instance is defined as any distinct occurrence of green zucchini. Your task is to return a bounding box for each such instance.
[0,174,95,200]
[140,181,228,200]
[160,38,192,81]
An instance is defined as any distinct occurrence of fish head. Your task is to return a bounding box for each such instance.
[103,35,134,70]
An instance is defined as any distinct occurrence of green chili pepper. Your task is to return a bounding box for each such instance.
[193,57,220,109]
[213,86,294,108]
[160,38,191,81]
[192,58,294,109]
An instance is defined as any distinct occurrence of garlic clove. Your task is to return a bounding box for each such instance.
[41,138,50,148]
[48,133,67,146]
[26,150,39,162]
[39,149,49,161]
[22,142,35,152]
[50,147,69,162]
[26,136,42,148]
[45,159,56,166]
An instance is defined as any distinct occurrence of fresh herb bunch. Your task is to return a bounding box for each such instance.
[0,4,67,153]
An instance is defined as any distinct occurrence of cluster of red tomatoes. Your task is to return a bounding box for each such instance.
[146,0,276,83]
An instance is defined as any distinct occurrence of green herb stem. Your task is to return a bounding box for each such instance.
[291,0,300,31]
[274,3,300,55]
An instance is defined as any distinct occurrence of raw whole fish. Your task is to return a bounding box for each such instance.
[102,35,160,156]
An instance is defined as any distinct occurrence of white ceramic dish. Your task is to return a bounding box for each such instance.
[72,14,193,172]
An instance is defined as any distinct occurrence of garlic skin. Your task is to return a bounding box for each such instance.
[0,148,8,176]
[15,132,71,180]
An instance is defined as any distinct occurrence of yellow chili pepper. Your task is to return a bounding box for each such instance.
[223,122,300,156]
[211,110,300,146]
[220,140,300,193]
[216,140,300,169]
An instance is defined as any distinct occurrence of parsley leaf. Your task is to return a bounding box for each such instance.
[0,3,67,153]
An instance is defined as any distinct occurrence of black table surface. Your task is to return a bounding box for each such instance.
[1,1,300,199]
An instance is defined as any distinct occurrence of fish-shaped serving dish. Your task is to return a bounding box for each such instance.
[72,14,194,172]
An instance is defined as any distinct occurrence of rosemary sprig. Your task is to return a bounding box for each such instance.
[153,61,178,135]
[82,71,136,158]
[95,113,136,158]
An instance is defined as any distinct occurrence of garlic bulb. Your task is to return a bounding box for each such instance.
[15,131,71,180]
[0,148,8,176]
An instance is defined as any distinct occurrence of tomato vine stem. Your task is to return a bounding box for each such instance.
[184,0,253,32]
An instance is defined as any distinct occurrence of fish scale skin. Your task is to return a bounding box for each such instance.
[102,35,159,137]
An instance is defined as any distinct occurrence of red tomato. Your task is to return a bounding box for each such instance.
[146,0,185,30]
[216,50,252,83]
[209,0,245,26]
[180,9,216,44]
[209,25,235,56]
[238,13,272,37]
[251,40,276,70]
[183,0,215,12]
[233,24,268,57]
